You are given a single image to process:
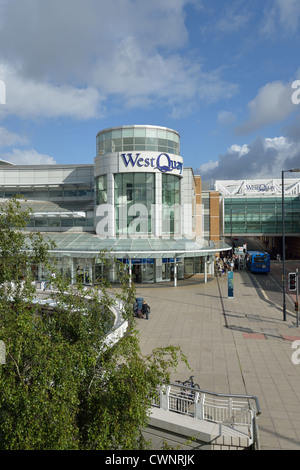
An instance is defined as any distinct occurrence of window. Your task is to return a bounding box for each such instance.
[114,173,155,235]
[162,174,181,234]
[96,175,107,204]
[96,127,180,155]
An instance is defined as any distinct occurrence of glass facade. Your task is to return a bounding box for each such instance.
[0,187,93,200]
[97,126,180,156]
[95,175,107,204]
[162,174,181,234]
[114,172,155,235]
[224,197,300,234]
[27,217,94,229]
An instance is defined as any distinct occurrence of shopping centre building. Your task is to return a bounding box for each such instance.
[215,178,300,258]
[0,125,231,284]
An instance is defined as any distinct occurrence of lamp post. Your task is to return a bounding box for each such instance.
[282,168,300,321]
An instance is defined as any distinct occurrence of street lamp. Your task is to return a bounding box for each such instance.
[282,168,300,321]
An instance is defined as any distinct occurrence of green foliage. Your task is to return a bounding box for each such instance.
[0,198,188,450]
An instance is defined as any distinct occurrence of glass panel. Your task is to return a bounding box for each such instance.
[20,191,35,199]
[49,189,63,197]
[162,174,181,233]
[64,190,77,197]
[96,175,107,204]
[114,172,155,235]
[134,128,146,137]
[48,218,61,227]
[104,140,113,152]
[134,137,146,145]
[112,130,122,139]
[61,219,73,227]
[123,129,134,137]
[74,218,86,226]
[35,191,49,199]
[146,137,157,148]
[157,129,167,139]
[103,131,112,140]
[146,128,157,138]
[35,218,48,227]
[158,138,167,148]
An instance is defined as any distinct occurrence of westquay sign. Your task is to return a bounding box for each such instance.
[245,183,275,193]
[119,151,183,176]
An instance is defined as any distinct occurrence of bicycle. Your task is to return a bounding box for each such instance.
[182,375,200,398]
[174,376,200,412]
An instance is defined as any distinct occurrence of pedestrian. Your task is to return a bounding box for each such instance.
[218,263,223,277]
[141,299,150,319]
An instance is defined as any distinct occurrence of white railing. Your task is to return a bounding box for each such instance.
[152,383,261,449]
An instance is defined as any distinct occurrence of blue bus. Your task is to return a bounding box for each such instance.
[246,251,271,273]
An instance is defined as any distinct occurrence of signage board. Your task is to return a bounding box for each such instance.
[228,271,234,298]
[119,151,183,176]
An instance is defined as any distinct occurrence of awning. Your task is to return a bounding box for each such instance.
[37,232,232,259]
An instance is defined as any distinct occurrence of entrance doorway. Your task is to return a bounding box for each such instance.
[132,261,154,283]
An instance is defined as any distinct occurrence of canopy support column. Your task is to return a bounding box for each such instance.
[128,257,132,287]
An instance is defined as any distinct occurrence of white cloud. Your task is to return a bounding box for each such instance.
[0,0,237,120]
[1,148,57,165]
[235,80,296,135]
[227,143,250,156]
[196,159,218,175]
[0,63,103,120]
[215,4,251,34]
[262,0,300,35]
[0,126,28,147]
[275,0,300,32]
[197,135,300,181]
[218,110,236,125]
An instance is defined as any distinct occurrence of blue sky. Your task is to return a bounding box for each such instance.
[0,0,300,181]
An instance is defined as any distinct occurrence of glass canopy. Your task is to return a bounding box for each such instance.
[37,232,231,259]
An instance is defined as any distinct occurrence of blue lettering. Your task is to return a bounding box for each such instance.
[121,153,140,167]
[177,162,183,174]
[120,153,182,174]
[157,153,172,173]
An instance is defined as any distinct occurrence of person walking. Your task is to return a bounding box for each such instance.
[141,299,150,319]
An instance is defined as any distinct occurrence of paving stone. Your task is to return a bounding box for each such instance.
[128,269,300,450]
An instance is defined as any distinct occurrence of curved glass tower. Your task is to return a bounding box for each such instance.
[96,125,180,156]
[94,125,183,237]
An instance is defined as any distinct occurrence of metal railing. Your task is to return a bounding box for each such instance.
[152,382,261,449]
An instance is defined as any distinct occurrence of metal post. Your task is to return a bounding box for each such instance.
[282,170,286,321]
[296,268,299,328]
[282,168,300,322]
[128,257,132,287]
[174,260,177,287]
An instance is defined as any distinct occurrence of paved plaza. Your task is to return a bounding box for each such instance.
[134,264,300,450]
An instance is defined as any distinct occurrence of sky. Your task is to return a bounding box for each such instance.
[0,0,300,182]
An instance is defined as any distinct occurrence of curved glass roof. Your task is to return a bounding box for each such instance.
[96,125,180,156]
[38,232,231,259]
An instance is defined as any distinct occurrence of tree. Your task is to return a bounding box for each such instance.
[0,198,187,450]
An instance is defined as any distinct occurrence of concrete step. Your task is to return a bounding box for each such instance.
[145,407,252,450]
